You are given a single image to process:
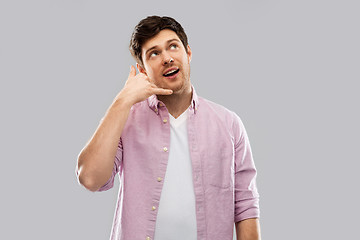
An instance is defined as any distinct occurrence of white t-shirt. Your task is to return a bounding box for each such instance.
[154,108,197,240]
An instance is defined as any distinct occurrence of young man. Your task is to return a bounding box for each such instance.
[76,16,261,240]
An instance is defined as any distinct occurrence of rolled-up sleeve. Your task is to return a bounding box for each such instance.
[232,113,260,223]
[97,137,123,192]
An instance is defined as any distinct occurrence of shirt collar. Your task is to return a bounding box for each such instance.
[147,85,199,114]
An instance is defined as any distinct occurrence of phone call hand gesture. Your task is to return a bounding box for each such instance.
[115,65,173,107]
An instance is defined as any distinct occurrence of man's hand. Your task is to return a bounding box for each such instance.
[115,65,173,107]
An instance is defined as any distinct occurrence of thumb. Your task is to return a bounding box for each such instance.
[129,65,136,77]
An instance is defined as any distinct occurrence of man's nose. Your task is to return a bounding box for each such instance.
[162,52,174,65]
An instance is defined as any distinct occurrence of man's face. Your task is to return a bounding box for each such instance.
[138,29,192,94]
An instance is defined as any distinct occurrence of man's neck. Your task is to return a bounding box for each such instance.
[157,86,192,119]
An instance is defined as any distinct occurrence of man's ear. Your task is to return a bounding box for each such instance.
[187,45,192,63]
[136,63,147,75]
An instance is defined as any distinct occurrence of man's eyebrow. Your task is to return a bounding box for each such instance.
[145,38,181,56]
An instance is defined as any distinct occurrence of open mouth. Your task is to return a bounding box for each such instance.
[163,68,180,77]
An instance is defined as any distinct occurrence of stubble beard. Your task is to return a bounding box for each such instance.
[172,66,191,95]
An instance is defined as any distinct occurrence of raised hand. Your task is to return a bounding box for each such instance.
[115,65,173,107]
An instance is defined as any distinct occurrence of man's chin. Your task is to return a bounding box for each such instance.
[159,80,181,92]
[169,83,186,95]
[156,76,190,95]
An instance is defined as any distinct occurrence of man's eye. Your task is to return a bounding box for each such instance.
[150,52,158,57]
[170,44,178,49]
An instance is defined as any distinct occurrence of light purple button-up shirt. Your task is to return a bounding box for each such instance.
[98,86,260,240]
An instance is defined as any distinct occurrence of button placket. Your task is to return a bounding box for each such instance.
[145,106,170,240]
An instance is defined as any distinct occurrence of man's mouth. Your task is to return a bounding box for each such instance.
[163,68,180,77]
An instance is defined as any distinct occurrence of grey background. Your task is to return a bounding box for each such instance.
[1,0,359,239]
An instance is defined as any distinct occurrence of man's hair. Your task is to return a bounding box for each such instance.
[129,16,189,68]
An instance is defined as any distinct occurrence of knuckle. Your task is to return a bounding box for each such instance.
[145,86,152,94]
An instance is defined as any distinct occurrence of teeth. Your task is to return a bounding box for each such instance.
[165,69,177,75]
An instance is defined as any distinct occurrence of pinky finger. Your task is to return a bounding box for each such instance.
[152,88,173,95]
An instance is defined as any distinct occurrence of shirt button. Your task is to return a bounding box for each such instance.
[152,206,156,211]
[163,118,168,123]
[163,147,168,152]
[159,103,164,107]
[146,237,151,240]
[157,177,162,182]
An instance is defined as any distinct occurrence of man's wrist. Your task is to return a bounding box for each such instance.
[112,91,134,110]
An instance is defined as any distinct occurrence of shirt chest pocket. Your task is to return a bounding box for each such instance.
[201,150,234,189]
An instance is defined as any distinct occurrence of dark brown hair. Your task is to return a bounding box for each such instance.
[129,16,189,68]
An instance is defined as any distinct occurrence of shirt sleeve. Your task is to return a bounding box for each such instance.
[97,137,123,192]
[232,112,260,223]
